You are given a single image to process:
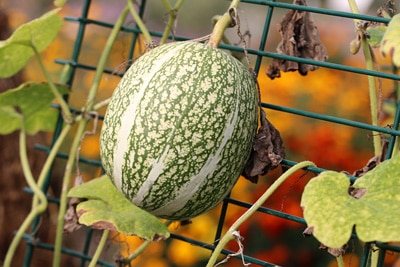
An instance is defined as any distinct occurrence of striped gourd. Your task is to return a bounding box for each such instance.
[100,41,258,221]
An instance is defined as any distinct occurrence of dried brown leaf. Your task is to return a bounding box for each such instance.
[266,0,328,79]
[348,187,367,199]
[352,140,388,177]
[319,243,348,257]
[304,226,349,257]
[302,226,314,236]
[63,197,82,234]
[242,108,285,183]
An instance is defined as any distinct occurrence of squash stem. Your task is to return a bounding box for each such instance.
[206,161,316,267]
[207,0,242,48]
[211,15,245,63]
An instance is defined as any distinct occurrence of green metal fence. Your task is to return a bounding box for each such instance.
[19,0,400,266]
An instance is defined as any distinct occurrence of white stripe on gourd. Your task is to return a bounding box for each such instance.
[113,43,188,190]
[132,144,170,205]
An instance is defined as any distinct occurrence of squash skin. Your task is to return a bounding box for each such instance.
[100,41,258,220]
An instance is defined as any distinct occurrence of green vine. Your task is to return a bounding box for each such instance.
[122,220,173,265]
[88,230,110,267]
[3,113,48,267]
[206,161,316,267]
[347,0,381,156]
[211,15,246,63]
[33,46,73,123]
[159,0,186,44]
[347,0,383,263]
[3,12,74,267]
[52,6,130,266]
[127,0,153,44]
[4,123,72,267]
[337,255,345,267]
[207,0,241,48]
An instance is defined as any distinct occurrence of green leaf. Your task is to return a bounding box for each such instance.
[301,153,400,249]
[0,82,68,135]
[381,14,400,67]
[54,0,68,7]
[366,25,387,48]
[67,175,170,241]
[0,8,63,78]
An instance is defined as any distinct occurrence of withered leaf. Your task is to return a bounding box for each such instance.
[64,196,83,234]
[319,243,348,257]
[242,108,285,183]
[302,226,314,236]
[266,0,328,79]
[303,226,348,257]
[64,175,84,234]
[304,226,349,257]
[348,187,367,199]
[352,140,388,178]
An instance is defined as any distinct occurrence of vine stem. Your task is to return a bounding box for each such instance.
[52,6,130,266]
[159,0,185,45]
[3,113,48,267]
[347,0,381,156]
[5,42,74,267]
[33,46,73,123]
[364,45,381,156]
[347,2,381,265]
[88,230,110,267]
[206,161,316,267]
[33,124,72,208]
[123,220,173,264]
[207,0,242,48]
[337,255,345,267]
[4,99,72,266]
[127,0,153,43]
[93,97,111,111]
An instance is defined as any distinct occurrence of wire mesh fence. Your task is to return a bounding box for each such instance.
[13,0,400,266]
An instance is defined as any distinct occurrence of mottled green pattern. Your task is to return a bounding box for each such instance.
[100,41,258,220]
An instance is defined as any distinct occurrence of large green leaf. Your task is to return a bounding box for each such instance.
[0,8,62,78]
[301,153,400,249]
[67,175,170,241]
[381,14,400,67]
[0,82,68,135]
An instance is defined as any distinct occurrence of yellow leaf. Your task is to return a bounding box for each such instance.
[381,14,400,67]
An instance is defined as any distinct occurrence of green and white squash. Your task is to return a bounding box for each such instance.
[100,41,258,221]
